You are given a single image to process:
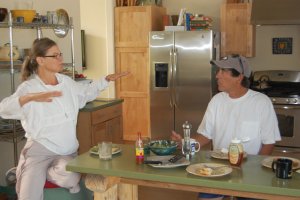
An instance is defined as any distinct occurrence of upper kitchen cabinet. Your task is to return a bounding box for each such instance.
[115,6,166,141]
[220,3,255,57]
[115,6,166,47]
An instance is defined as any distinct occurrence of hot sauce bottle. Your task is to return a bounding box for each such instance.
[135,132,144,164]
[229,138,244,167]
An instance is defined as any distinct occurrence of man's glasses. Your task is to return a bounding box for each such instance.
[43,53,63,59]
[221,54,244,75]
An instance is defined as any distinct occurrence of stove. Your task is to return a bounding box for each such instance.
[251,70,300,151]
[251,70,300,105]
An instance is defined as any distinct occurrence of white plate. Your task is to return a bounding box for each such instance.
[210,150,247,160]
[90,144,122,155]
[146,155,190,168]
[186,163,232,177]
[261,156,300,170]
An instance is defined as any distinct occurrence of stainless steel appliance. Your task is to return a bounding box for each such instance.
[149,31,216,139]
[251,70,300,156]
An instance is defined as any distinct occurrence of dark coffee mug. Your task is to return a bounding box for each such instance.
[272,158,293,179]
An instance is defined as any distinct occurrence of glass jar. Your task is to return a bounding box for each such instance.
[229,138,244,167]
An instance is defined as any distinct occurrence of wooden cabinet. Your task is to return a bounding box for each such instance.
[115,6,166,141]
[77,103,123,154]
[220,3,255,57]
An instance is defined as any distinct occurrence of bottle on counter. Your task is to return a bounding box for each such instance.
[228,138,244,167]
[182,121,192,160]
[135,132,144,164]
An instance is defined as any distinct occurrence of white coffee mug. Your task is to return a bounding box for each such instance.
[182,138,200,155]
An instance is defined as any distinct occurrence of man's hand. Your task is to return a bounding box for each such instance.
[105,71,130,82]
[171,130,183,148]
[19,91,62,107]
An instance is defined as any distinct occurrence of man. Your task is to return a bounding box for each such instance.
[171,54,281,200]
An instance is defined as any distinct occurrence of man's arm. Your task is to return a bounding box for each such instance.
[194,133,211,148]
[259,144,274,155]
[171,131,211,149]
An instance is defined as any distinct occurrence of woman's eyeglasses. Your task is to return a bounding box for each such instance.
[43,53,63,59]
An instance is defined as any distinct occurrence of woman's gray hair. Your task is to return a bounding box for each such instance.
[21,38,57,81]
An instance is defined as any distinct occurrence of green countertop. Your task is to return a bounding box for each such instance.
[66,144,300,198]
[80,98,123,112]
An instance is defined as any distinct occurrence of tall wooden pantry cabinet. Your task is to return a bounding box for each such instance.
[114,6,166,141]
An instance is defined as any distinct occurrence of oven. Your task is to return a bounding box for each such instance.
[251,70,300,158]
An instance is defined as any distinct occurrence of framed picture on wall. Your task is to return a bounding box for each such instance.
[272,37,293,54]
[81,30,86,68]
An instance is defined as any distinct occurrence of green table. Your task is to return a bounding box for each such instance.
[66,144,300,200]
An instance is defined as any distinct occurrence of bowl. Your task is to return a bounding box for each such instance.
[149,140,178,156]
[11,10,36,23]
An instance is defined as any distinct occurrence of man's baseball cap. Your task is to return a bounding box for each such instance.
[210,54,251,78]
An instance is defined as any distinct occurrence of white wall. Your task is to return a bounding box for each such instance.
[163,0,300,71]
[80,0,116,98]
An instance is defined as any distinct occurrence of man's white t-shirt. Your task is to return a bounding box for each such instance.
[197,89,281,155]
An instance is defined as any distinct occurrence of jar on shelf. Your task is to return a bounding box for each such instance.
[137,0,156,6]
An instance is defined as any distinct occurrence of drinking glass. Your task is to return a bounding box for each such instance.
[98,141,112,160]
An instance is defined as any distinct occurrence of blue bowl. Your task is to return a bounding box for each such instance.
[149,140,178,156]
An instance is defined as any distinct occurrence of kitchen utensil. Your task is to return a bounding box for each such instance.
[11,10,36,23]
[0,8,8,22]
[0,43,20,61]
[53,9,69,38]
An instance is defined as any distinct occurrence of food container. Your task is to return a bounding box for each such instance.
[11,10,36,23]
[0,8,8,22]
[0,43,20,61]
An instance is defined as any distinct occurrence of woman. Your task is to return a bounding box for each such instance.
[0,38,129,200]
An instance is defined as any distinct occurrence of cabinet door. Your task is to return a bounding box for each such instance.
[92,122,112,146]
[109,116,123,144]
[115,47,150,140]
[77,112,92,154]
[115,6,166,47]
[221,3,255,57]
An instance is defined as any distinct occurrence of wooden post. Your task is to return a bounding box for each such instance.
[85,174,138,200]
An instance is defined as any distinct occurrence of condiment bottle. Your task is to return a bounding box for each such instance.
[228,138,244,167]
[182,121,192,159]
[135,132,144,164]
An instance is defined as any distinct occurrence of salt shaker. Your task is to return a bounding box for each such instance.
[182,121,192,159]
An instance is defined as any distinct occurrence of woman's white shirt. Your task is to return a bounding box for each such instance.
[0,73,109,155]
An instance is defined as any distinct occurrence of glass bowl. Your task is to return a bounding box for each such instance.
[149,140,178,156]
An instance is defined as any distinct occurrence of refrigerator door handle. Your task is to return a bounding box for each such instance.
[173,48,178,108]
[169,48,174,107]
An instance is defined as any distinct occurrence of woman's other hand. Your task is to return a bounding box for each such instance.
[105,71,130,82]
[171,130,182,148]
[19,91,62,107]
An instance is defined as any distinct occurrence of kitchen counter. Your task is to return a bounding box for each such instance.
[76,98,123,154]
[80,98,123,112]
[67,144,300,200]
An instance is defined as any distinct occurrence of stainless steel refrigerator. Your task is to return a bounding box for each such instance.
[149,30,216,139]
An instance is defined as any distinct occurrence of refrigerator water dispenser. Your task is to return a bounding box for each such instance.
[154,63,168,87]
